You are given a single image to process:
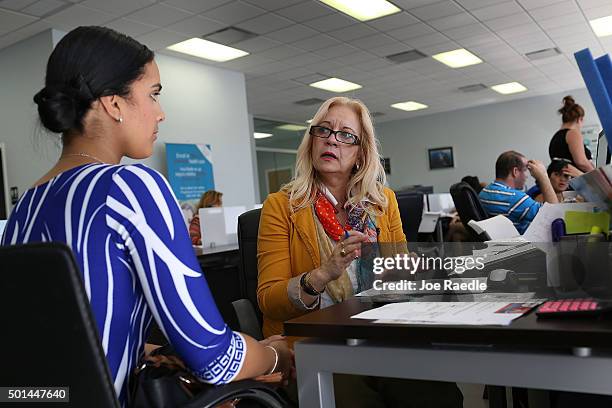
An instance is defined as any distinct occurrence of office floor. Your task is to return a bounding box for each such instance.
[458,383,488,408]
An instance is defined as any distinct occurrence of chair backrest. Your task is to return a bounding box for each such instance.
[237,208,263,329]
[0,242,120,407]
[450,182,490,241]
[395,191,424,242]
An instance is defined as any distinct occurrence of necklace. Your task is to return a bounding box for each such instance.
[62,152,106,164]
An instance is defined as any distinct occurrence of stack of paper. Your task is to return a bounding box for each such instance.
[351,301,541,326]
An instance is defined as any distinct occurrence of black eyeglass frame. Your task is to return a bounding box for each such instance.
[309,125,360,145]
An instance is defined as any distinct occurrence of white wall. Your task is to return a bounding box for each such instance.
[0,30,58,203]
[377,88,598,193]
[0,29,257,208]
[135,52,256,206]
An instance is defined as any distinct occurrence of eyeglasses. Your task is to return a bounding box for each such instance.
[309,125,360,145]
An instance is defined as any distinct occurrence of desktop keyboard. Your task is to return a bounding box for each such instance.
[536,299,612,318]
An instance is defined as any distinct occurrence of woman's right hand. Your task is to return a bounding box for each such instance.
[318,230,369,283]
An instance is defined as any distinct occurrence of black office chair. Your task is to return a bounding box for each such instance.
[233,208,264,340]
[450,181,490,241]
[395,191,424,243]
[0,242,284,407]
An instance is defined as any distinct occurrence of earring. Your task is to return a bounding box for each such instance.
[356,162,361,171]
[116,117,123,123]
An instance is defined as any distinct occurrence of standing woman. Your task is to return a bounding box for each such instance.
[0,26,291,406]
[549,96,595,173]
[257,96,463,407]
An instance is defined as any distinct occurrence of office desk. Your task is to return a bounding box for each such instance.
[285,298,612,408]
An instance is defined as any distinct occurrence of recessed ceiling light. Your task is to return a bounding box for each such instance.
[432,48,482,68]
[590,15,612,38]
[319,0,400,22]
[391,101,428,112]
[491,82,527,95]
[254,132,273,139]
[167,38,248,62]
[276,124,308,131]
[309,77,362,92]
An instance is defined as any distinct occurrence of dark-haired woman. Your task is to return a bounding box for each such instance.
[0,26,291,406]
[549,96,595,173]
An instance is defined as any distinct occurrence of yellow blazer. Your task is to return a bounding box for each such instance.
[257,187,406,338]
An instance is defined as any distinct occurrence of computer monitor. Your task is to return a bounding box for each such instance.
[199,206,246,248]
[426,193,455,214]
[596,130,611,168]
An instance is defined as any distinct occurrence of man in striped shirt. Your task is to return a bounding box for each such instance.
[479,151,559,234]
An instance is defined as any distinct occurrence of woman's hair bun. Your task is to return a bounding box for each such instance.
[33,76,94,134]
[33,85,78,133]
[562,95,575,107]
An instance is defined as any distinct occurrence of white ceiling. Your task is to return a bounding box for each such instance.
[1,0,612,124]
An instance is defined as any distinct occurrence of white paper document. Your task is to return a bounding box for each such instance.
[523,202,598,242]
[351,301,540,326]
[468,215,520,241]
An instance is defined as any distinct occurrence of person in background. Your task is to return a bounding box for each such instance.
[446,175,486,242]
[0,26,291,406]
[189,190,223,245]
[479,151,558,234]
[257,96,463,407]
[533,160,582,203]
[549,96,595,173]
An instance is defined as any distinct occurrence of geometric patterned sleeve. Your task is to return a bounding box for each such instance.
[105,164,246,384]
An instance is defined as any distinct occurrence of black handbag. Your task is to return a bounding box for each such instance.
[129,345,287,408]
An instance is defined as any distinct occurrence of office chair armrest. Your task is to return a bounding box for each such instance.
[181,379,286,408]
[232,298,264,341]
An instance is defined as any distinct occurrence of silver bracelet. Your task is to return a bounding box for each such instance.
[265,345,278,375]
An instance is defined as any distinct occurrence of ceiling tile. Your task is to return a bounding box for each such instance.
[161,0,231,13]
[0,9,35,34]
[348,33,398,49]
[242,0,303,10]
[528,0,581,20]
[405,32,450,48]
[137,28,188,50]
[409,1,464,21]
[442,23,491,39]
[0,18,50,49]
[313,43,361,59]
[126,3,190,27]
[236,12,293,35]
[455,0,510,10]
[21,0,67,17]
[164,14,224,37]
[302,12,355,32]
[365,11,419,31]
[428,13,478,30]
[291,33,340,51]
[471,2,524,20]
[232,35,281,52]
[43,5,115,29]
[275,2,332,23]
[517,0,567,9]
[387,23,436,41]
[538,13,580,30]
[327,23,377,42]
[482,12,532,30]
[82,0,154,15]
[577,0,612,9]
[257,44,304,60]
[0,0,38,11]
[582,4,612,19]
[266,24,318,42]
[104,18,158,37]
[201,1,266,26]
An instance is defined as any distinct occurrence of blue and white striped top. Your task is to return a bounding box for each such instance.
[479,181,542,234]
[1,163,245,406]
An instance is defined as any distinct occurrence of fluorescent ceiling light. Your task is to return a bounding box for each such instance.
[391,101,428,112]
[276,124,308,131]
[590,15,612,38]
[491,82,527,95]
[254,132,273,139]
[167,38,248,62]
[432,48,482,68]
[309,77,362,92]
[319,0,400,22]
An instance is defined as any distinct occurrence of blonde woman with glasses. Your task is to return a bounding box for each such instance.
[257,96,463,407]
